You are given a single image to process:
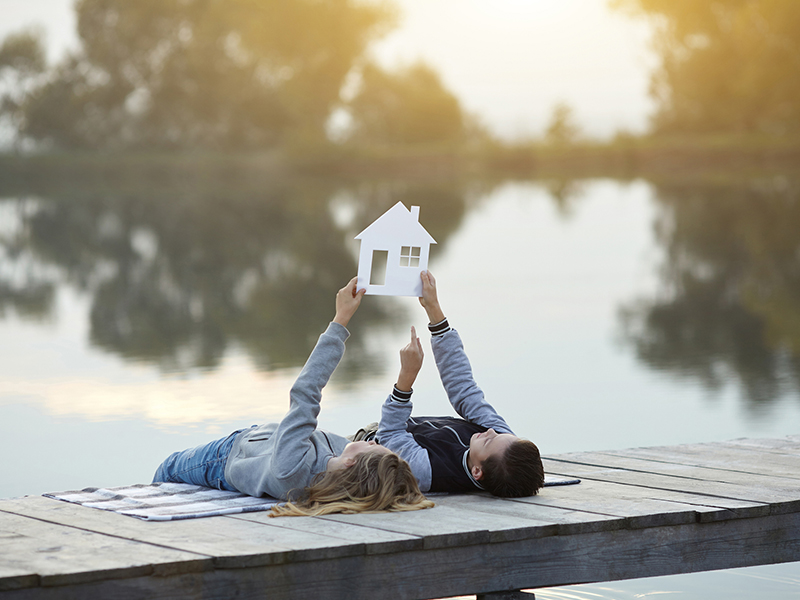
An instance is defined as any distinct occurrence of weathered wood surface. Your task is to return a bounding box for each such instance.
[1,436,799,600]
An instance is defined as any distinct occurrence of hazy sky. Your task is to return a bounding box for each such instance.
[0,0,657,139]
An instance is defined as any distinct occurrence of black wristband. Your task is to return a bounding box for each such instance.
[428,317,450,336]
[391,385,413,402]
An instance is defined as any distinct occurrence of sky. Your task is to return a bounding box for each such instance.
[0,0,657,140]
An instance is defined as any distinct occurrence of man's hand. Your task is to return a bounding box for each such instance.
[397,326,424,392]
[333,276,366,328]
[419,270,445,324]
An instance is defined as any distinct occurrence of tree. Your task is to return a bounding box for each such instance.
[612,0,800,136]
[348,61,465,144]
[0,29,47,150]
[8,0,397,150]
[544,101,580,145]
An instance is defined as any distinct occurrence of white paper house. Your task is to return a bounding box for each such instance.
[355,202,437,297]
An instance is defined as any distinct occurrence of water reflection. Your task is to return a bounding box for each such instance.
[0,161,471,377]
[619,175,800,407]
[543,177,586,218]
[534,559,800,599]
[2,163,800,414]
[0,359,300,429]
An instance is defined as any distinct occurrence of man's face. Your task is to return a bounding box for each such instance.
[469,428,517,467]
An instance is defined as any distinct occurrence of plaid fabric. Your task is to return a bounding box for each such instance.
[44,477,579,522]
[44,482,279,521]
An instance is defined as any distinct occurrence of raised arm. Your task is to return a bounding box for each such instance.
[269,278,365,482]
[419,270,445,326]
[420,271,513,433]
[376,326,433,491]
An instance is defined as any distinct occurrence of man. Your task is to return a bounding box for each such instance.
[375,271,544,497]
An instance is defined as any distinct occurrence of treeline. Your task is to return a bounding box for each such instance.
[1,0,799,153]
[614,0,800,137]
[0,0,471,152]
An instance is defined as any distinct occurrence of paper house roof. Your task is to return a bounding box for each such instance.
[355,202,436,244]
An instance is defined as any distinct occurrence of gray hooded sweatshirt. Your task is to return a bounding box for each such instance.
[224,322,350,499]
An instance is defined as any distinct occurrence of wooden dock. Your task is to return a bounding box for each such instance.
[2,436,800,599]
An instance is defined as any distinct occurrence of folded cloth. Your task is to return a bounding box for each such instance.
[44,482,279,521]
[44,475,579,521]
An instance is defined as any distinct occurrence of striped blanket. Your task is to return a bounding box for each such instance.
[43,475,579,522]
[44,482,279,521]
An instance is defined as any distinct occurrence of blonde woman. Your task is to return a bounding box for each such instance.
[153,277,433,516]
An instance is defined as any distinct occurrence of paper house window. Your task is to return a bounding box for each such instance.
[400,246,421,267]
[355,202,436,297]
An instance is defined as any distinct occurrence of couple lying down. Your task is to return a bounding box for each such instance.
[153,271,544,517]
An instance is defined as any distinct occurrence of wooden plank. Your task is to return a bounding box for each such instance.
[4,510,800,600]
[320,503,536,549]
[0,510,205,589]
[0,496,378,569]
[548,450,800,493]
[542,452,800,512]
[542,457,800,510]
[432,494,621,538]
[513,478,767,525]
[0,572,38,595]
[546,452,800,492]
[230,511,423,555]
[722,436,800,455]
[318,494,623,546]
[597,442,800,480]
[0,526,42,592]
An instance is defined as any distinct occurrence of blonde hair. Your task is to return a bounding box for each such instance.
[269,451,434,517]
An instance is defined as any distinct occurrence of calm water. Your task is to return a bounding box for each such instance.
[1,166,798,597]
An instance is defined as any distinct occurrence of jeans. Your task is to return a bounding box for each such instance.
[152,427,252,491]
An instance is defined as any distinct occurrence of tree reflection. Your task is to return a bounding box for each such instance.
[0,162,469,376]
[543,178,585,218]
[619,175,800,406]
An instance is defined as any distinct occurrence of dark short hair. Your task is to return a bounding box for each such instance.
[480,439,544,498]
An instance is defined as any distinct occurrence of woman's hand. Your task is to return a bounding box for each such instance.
[397,326,424,392]
[333,277,366,328]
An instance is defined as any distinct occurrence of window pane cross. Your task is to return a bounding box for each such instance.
[400,246,421,267]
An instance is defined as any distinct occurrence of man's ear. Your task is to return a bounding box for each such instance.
[471,464,483,481]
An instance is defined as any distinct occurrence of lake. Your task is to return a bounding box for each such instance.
[1,163,798,598]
